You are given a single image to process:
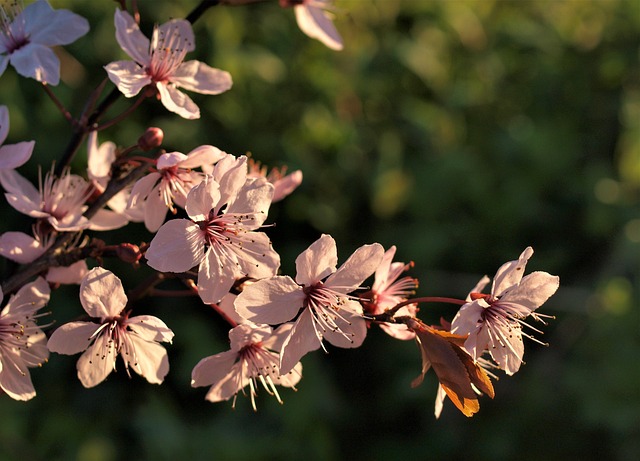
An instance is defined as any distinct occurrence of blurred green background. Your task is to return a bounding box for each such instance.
[0,0,638,460]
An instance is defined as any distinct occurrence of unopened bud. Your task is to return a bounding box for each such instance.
[138,127,164,151]
[116,243,142,263]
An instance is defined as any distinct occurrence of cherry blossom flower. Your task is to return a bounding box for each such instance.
[0,167,127,232]
[406,317,494,418]
[104,9,232,120]
[247,158,303,203]
[451,247,560,375]
[361,245,419,340]
[281,0,343,51]
[128,145,225,232]
[0,277,50,401]
[235,234,384,374]
[0,0,89,85]
[191,323,302,410]
[47,267,174,388]
[145,155,280,304]
[0,230,88,284]
[0,105,34,170]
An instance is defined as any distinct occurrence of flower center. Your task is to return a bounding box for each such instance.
[147,22,191,82]
[0,1,29,53]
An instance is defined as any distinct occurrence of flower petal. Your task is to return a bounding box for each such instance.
[10,43,60,85]
[79,267,127,319]
[76,333,117,388]
[0,231,45,264]
[179,145,225,169]
[127,315,174,343]
[145,219,205,273]
[125,334,170,384]
[157,83,200,119]
[184,176,220,222]
[294,4,343,51]
[0,141,35,169]
[113,9,150,65]
[279,309,322,375]
[104,60,150,97]
[295,234,338,285]
[24,0,89,47]
[325,243,384,292]
[171,61,232,95]
[197,249,236,304]
[492,246,533,297]
[47,321,100,355]
[46,260,88,285]
[89,209,129,231]
[235,276,305,325]
[0,353,37,401]
[191,350,238,388]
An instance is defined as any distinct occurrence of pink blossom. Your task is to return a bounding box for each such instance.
[361,245,419,340]
[0,105,34,170]
[0,0,89,85]
[191,323,302,410]
[288,0,343,51]
[128,145,225,232]
[0,277,50,401]
[0,230,88,284]
[104,9,232,120]
[235,234,384,374]
[145,155,280,304]
[0,166,127,232]
[247,158,303,202]
[47,267,174,388]
[451,247,560,375]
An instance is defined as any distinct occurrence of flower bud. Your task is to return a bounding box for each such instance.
[116,243,142,263]
[138,127,164,151]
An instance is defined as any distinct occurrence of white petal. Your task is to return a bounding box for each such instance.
[185,176,220,222]
[113,9,150,64]
[47,321,100,355]
[79,267,127,318]
[127,315,174,343]
[0,141,35,169]
[24,0,89,46]
[10,43,60,85]
[89,209,129,231]
[145,219,205,272]
[191,350,237,388]
[125,334,170,384]
[235,276,305,325]
[171,61,232,95]
[492,247,534,297]
[179,145,225,169]
[294,5,343,51]
[0,231,45,264]
[295,234,338,285]
[46,260,88,285]
[325,243,384,292]
[197,249,236,304]
[77,333,117,388]
[279,309,322,375]
[157,84,200,119]
[104,61,150,97]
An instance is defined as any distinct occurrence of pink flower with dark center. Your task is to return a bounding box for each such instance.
[0,105,34,170]
[0,0,89,85]
[105,9,232,119]
[145,155,280,304]
[234,234,384,374]
[0,277,50,401]
[47,267,174,388]
[361,245,419,340]
[128,145,225,232]
[191,323,302,410]
[451,247,559,375]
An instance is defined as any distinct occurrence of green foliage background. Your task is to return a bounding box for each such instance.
[0,1,638,460]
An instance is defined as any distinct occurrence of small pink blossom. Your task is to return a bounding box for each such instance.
[0,0,89,85]
[451,247,560,375]
[191,323,302,410]
[128,145,225,232]
[361,245,419,340]
[145,155,280,304]
[104,9,232,119]
[282,0,343,51]
[247,158,302,203]
[235,234,384,374]
[0,166,127,232]
[0,105,34,170]
[47,267,174,388]
[0,230,88,284]
[0,277,50,401]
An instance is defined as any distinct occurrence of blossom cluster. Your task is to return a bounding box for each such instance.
[0,0,559,419]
